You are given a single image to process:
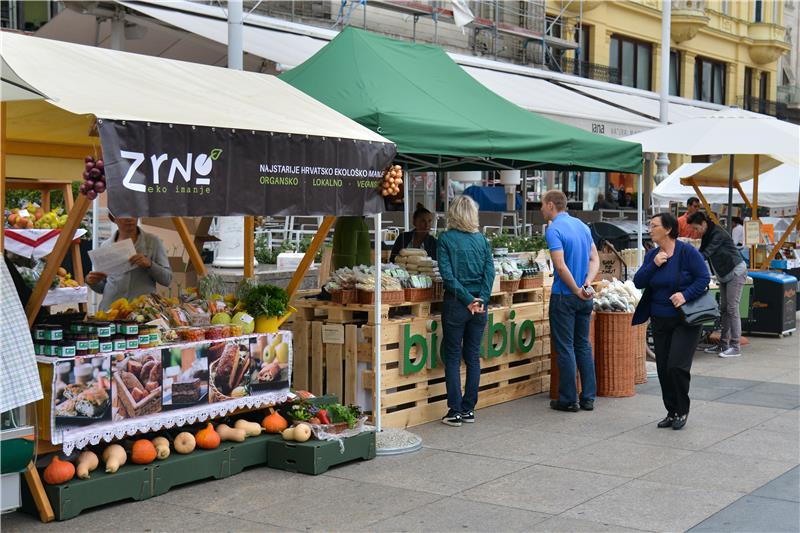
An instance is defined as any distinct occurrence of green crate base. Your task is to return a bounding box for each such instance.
[151,446,231,496]
[22,463,153,521]
[267,430,376,475]
[229,434,280,475]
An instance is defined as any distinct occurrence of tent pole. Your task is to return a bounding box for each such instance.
[373,213,382,432]
[172,218,208,277]
[286,216,335,297]
[734,182,753,212]
[521,171,528,236]
[404,172,410,232]
[726,154,734,232]
[752,154,760,220]
[637,172,643,266]
[761,213,800,268]
[688,179,720,225]
[244,216,255,279]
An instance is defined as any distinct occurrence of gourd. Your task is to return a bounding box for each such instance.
[234,419,262,437]
[281,427,295,441]
[195,423,221,449]
[216,423,246,442]
[292,423,312,443]
[151,436,170,460]
[131,439,157,464]
[262,408,288,434]
[102,444,127,473]
[43,456,75,485]
[174,432,196,454]
[332,217,371,269]
[75,451,99,479]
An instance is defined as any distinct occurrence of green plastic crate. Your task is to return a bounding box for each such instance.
[228,434,279,475]
[267,431,375,475]
[151,446,230,496]
[22,463,153,521]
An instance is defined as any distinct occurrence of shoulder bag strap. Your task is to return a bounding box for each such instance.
[673,242,684,294]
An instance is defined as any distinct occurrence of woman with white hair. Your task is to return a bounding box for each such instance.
[437,195,495,426]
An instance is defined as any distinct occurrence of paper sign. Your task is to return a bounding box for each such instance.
[88,238,137,276]
[744,221,761,246]
[322,324,345,344]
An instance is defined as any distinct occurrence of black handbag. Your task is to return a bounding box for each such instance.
[674,245,720,326]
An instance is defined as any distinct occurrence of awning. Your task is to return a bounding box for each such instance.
[462,66,658,138]
[1,32,395,217]
[280,27,643,173]
[685,155,782,187]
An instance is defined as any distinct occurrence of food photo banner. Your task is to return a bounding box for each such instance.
[41,332,292,454]
[98,120,397,217]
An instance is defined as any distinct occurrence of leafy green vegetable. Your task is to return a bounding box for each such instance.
[244,284,289,318]
[322,403,363,428]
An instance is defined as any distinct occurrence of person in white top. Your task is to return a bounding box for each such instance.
[731,217,745,249]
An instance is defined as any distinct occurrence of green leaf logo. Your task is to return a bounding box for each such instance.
[210,148,223,161]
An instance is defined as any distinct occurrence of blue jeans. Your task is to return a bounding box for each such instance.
[442,293,487,414]
[550,293,596,405]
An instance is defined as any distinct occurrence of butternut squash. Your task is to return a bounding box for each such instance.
[216,424,246,442]
[76,451,99,479]
[234,419,262,437]
[102,444,127,473]
[151,436,170,460]
[281,427,295,441]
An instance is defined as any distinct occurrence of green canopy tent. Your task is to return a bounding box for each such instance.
[280,27,642,174]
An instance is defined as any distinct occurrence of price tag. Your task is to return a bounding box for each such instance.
[240,314,254,324]
[322,324,345,344]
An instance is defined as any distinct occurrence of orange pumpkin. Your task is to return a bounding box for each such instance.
[262,408,288,433]
[131,439,157,464]
[43,456,75,485]
[196,423,221,449]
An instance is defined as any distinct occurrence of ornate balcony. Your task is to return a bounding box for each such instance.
[748,23,791,65]
[555,1,601,15]
[670,0,709,43]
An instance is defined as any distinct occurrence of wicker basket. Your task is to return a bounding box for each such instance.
[550,313,596,400]
[519,274,544,290]
[330,289,358,305]
[432,280,444,301]
[357,289,406,305]
[594,311,636,397]
[500,279,520,293]
[633,322,648,384]
[209,358,235,403]
[404,287,433,302]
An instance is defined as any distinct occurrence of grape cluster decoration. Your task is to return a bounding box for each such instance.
[79,155,106,200]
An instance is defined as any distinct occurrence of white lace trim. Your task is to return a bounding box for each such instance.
[57,390,290,456]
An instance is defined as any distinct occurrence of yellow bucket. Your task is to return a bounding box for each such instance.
[254,306,296,334]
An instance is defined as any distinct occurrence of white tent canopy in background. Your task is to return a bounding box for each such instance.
[622,108,800,167]
[653,163,800,208]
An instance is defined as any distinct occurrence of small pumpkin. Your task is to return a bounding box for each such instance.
[174,432,196,454]
[262,408,288,434]
[292,423,312,443]
[43,455,75,485]
[131,439,157,464]
[196,423,221,449]
[102,444,127,473]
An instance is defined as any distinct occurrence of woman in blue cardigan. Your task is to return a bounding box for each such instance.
[633,213,710,430]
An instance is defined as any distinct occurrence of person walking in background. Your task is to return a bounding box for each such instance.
[541,190,599,413]
[633,213,710,430]
[688,212,748,358]
[437,195,495,427]
[678,197,702,239]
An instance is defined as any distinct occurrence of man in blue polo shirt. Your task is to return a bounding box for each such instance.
[542,190,600,413]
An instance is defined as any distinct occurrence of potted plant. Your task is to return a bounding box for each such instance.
[243,284,294,333]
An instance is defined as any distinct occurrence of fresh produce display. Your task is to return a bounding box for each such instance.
[244,284,289,319]
[151,436,170,460]
[102,444,127,473]
[262,408,289,433]
[393,248,440,281]
[75,451,99,479]
[496,258,522,281]
[380,164,404,197]
[43,456,75,485]
[174,432,196,454]
[281,422,312,442]
[5,206,68,229]
[55,267,80,288]
[131,439,157,465]
[79,155,106,200]
[195,423,221,449]
[593,279,642,313]
[354,266,404,292]
[234,419,263,437]
[216,423,246,442]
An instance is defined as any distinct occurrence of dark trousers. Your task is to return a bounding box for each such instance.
[549,293,596,405]
[651,315,702,416]
[442,293,487,414]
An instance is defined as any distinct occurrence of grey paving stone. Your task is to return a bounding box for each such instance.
[691,375,762,389]
[524,407,658,439]
[688,495,800,532]
[529,516,647,532]
[752,466,800,502]
[206,515,299,532]
[716,389,800,409]
[689,401,783,431]
[707,427,800,463]
[453,426,601,463]
[703,364,791,382]
[322,447,528,496]
[756,409,800,434]
[770,371,800,385]
[459,464,629,515]
[410,417,517,451]
[563,479,741,532]
[368,496,551,532]
[749,382,800,396]
[542,438,691,478]
[642,450,796,493]
[689,385,743,401]
[611,421,742,451]
[241,479,435,532]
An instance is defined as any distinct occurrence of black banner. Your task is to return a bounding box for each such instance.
[98,120,396,217]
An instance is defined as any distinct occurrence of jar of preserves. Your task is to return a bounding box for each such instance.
[126,334,139,350]
[112,335,128,352]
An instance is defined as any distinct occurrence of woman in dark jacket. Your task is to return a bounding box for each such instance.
[389,205,437,263]
[687,212,748,358]
[633,213,710,430]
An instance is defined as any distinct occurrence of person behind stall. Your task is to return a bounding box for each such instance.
[592,193,615,211]
[620,192,634,209]
[678,197,702,239]
[731,217,745,249]
[688,211,748,358]
[633,213,710,430]
[437,196,495,427]
[389,204,437,263]
[86,214,172,311]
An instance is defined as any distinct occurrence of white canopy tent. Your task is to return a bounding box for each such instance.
[653,163,800,208]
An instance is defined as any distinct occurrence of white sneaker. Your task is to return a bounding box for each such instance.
[719,347,742,358]
[703,345,724,354]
